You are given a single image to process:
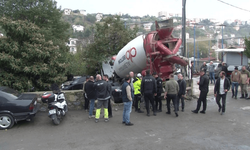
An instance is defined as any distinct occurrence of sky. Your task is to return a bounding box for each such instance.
[55,0,250,21]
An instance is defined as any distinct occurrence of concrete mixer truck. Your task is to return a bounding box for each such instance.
[102,19,189,103]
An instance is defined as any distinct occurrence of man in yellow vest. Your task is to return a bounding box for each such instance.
[133,73,144,113]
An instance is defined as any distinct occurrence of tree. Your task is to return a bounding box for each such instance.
[0,0,70,50]
[0,18,67,91]
[244,37,250,58]
[83,16,138,74]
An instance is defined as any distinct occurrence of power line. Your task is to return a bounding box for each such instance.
[217,0,250,13]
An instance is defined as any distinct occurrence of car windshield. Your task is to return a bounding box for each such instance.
[72,78,80,84]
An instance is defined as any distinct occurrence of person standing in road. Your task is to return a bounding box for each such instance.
[200,62,207,74]
[231,67,241,99]
[176,73,186,112]
[221,62,228,77]
[141,70,157,116]
[214,71,230,115]
[190,61,194,79]
[84,76,96,118]
[153,72,163,112]
[122,75,134,126]
[208,61,216,84]
[192,70,209,114]
[103,74,113,118]
[94,74,111,123]
[83,76,90,112]
[133,73,144,113]
[164,74,179,117]
[240,66,250,99]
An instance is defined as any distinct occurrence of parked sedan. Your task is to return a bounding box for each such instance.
[0,86,39,129]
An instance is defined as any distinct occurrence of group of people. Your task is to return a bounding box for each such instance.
[193,61,250,116]
[122,70,187,126]
[82,62,250,126]
[83,74,113,123]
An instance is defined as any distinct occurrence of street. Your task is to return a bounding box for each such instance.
[1,92,250,150]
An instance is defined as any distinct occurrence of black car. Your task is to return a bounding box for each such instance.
[62,76,86,90]
[0,86,39,129]
[110,82,122,103]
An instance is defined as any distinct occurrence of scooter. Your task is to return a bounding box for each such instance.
[41,90,68,125]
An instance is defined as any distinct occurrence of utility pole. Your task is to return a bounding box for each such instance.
[182,0,186,57]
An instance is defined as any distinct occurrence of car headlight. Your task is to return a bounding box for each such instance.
[115,89,122,92]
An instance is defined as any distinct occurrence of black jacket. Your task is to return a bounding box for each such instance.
[214,77,230,94]
[84,80,96,99]
[221,66,228,74]
[199,74,209,92]
[156,77,163,94]
[141,75,157,94]
[177,79,186,96]
[200,65,207,73]
[94,80,111,100]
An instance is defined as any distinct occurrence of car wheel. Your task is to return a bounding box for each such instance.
[0,114,14,130]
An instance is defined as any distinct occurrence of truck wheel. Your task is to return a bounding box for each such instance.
[0,114,14,130]
[51,114,60,125]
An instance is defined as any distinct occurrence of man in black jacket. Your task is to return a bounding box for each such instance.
[141,70,157,116]
[200,62,207,74]
[192,70,209,114]
[214,71,230,115]
[103,74,112,118]
[221,62,228,77]
[84,76,96,118]
[177,73,186,112]
[153,72,163,112]
[94,74,111,123]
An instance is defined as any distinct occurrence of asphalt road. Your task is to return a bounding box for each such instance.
[1,93,250,150]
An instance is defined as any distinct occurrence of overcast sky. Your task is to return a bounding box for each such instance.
[56,0,250,21]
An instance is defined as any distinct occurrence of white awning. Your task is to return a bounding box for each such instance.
[215,48,244,52]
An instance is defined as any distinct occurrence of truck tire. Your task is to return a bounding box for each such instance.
[0,114,14,130]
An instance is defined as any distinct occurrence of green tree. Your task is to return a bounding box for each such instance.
[83,16,138,74]
[244,37,250,58]
[0,18,67,91]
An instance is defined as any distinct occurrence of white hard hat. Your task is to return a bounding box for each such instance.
[137,73,142,77]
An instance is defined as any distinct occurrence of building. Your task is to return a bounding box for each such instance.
[215,48,248,66]
[142,22,153,31]
[96,13,103,22]
[64,8,72,15]
[72,25,84,32]
[67,38,78,54]
[79,10,87,15]
[158,11,168,19]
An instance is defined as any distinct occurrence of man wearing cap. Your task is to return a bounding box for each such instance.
[153,72,163,112]
[133,73,144,113]
[240,66,250,99]
[231,67,241,99]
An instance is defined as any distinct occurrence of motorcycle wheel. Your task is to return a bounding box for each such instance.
[51,114,60,125]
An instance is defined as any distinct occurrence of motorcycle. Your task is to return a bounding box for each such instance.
[41,90,68,125]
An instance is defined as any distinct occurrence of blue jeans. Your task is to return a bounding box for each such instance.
[231,82,239,97]
[123,101,132,124]
[209,72,215,84]
[89,99,96,116]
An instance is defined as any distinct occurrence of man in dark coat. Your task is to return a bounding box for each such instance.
[214,71,230,115]
[221,62,228,77]
[192,70,209,114]
[153,72,163,112]
[103,74,113,118]
[84,76,96,118]
[141,70,157,116]
[200,62,207,74]
[177,73,186,112]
